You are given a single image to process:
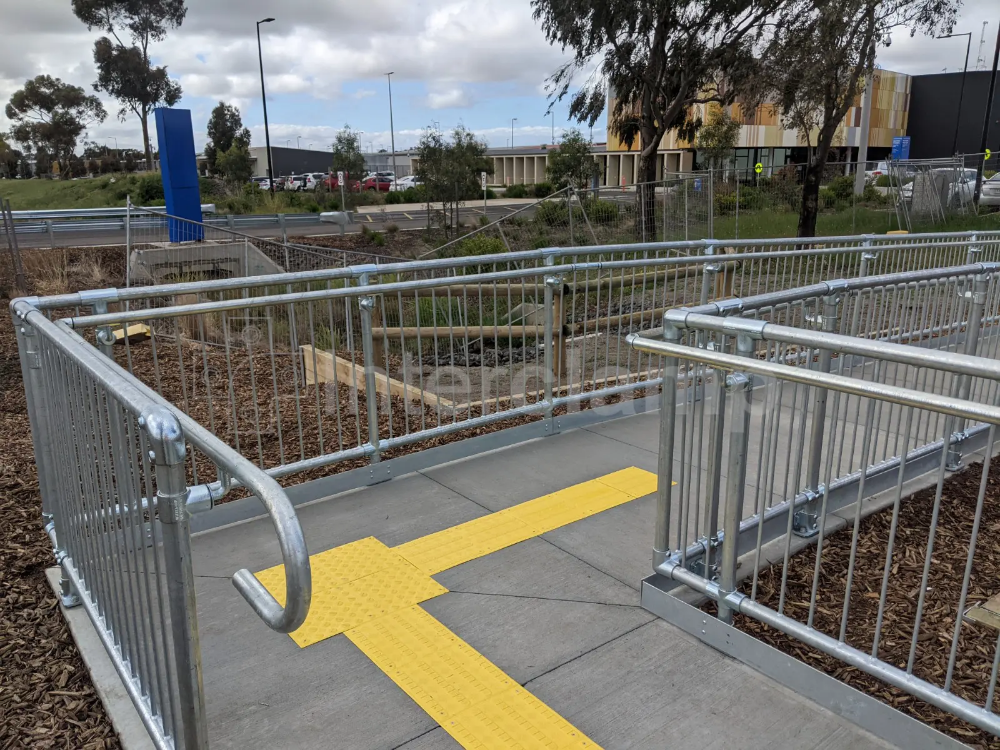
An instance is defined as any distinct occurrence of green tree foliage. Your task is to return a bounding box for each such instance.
[696,107,741,170]
[546,128,595,189]
[72,0,186,168]
[5,75,107,178]
[204,102,251,175]
[416,125,492,235]
[765,0,960,237]
[532,0,781,237]
[330,125,367,181]
[0,135,21,179]
[216,143,253,184]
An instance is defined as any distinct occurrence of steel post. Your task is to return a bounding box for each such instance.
[717,333,755,624]
[654,323,682,569]
[12,315,56,516]
[795,294,841,537]
[358,273,381,464]
[145,408,209,750]
[543,254,559,428]
[947,273,989,469]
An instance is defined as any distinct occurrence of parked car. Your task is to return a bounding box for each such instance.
[363,175,394,192]
[304,172,327,190]
[980,173,1000,208]
[285,175,306,191]
[323,173,362,192]
[865,161,890,182]
[900,168,978,207]
[251,177,271,190]
[390,175,421,191]
[272,176,287,190]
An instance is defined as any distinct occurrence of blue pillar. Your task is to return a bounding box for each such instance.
[154,108,204,243]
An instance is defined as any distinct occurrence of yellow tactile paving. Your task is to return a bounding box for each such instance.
[395,468,658,574]
[255,537,447,647]
[253,468,658,747]
[347,606,600,749]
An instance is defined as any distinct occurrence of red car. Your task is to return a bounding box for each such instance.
[323,173,361,192]
[363,175,393,192]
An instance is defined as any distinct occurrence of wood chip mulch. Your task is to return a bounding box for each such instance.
[732,457,1000,749]
[0,315,122,749]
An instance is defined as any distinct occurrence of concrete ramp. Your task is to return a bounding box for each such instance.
[129,240,284,283]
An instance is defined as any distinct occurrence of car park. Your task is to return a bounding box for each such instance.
[272,176,287,190]
[285,175,306,191]
[363,175,394,192]
[390,175,421,191]
[251,177,271,190]
[304,172,327,190]
[980,173,1000,208]
[323,173,362,192]
[900,168,978,207]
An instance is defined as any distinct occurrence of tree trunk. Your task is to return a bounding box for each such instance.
[141,111,152,171]
[637,139,660,242]
[797,135,834,238]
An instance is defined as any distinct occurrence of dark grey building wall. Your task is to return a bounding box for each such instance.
[261,147,335,177]
[907,71,1000,159]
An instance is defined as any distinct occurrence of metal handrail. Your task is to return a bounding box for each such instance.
[31,228,1000,312]
[11,298,312,633]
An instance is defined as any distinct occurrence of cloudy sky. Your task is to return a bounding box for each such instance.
[0,0,997,155]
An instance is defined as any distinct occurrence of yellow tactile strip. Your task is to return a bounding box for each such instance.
[252,467,658,747]
[255,537,447,647]
[348,605,599,749]
[394,467,657,575]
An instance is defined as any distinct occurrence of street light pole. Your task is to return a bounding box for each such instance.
[939,32,973,155]
[511,117,517,149]
[975,21,1000,202]
[297,136,301,149]
[256,17,276,193]
[386,72,398,187]
[106,136,118,159]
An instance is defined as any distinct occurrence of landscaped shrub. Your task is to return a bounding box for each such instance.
[826,175,855,202]
[534,199,570,225]
[582,198,618,225]
[532,181,555,198]
[875,175,891,187]
[456,233,506,257]
[505,184,529,198]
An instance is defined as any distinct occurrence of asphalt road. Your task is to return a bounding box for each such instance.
[8,202,540,249]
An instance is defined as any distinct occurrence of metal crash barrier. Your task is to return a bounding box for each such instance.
[629,264,1000,737]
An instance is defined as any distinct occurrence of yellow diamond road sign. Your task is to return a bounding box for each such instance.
[987,149,993,161]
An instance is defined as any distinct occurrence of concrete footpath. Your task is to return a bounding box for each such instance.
[184,412,899,750]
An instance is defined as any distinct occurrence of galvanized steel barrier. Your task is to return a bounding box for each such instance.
[14,227,1000,746]
[628,261,1000,736]
[10,299,311,750]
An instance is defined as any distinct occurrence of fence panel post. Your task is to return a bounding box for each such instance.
[948,273,989,469]
[717,333,754,625]
[543,254,558,429]
[358,273,381,464]
[795,293,841,537]
[654,322,681,569]
[145,408,209,750]
[279,213,288,245]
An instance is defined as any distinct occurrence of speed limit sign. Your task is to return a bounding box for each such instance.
[337,171,345,183]
[481,172,488,189]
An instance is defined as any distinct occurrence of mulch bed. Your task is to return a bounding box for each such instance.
[733,457,1000,749]
[0,316,121,749]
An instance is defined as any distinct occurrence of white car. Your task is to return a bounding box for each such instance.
[390,175,421,191]
[980,173,1000,207]
[901,168,977,208]
[304,172,327,190]
[285,175,306,191]
[251,177,271,190]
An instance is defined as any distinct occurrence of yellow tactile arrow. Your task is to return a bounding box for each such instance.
[255,466,658,749]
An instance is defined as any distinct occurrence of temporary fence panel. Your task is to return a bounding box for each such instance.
[10,299,311,750]
[628,264,1000,737]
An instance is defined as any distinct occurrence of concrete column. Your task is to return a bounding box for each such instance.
[514,157,524,184]
[680,151,694,172]
[609,155,621,188]
[535,157,546,184]
[494,157,505,186]
[506,157,514,185]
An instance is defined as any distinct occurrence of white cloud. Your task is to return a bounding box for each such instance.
[352,89,376,100]
[426,87,473,109]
